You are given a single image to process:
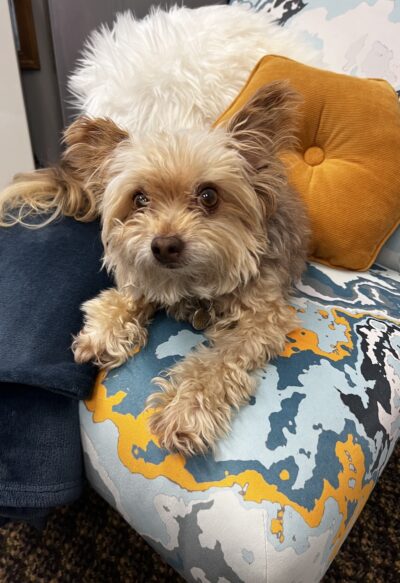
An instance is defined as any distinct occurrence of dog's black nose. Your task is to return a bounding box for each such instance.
[151,236,185,266]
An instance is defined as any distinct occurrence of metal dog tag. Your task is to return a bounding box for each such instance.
[192,308,211,330]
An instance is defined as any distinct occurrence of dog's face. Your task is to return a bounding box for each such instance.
[100,129,270,304]
[65,82,300,305]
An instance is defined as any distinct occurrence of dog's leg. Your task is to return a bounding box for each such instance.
[147,295,298,456]
[73,288,154,369]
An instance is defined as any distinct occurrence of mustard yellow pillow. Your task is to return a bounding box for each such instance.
[216,56,400,271]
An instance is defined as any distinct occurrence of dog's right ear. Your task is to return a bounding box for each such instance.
[0,116,128,228]
[63,116,129,187]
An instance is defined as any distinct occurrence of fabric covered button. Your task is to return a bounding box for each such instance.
[304,146,325,166]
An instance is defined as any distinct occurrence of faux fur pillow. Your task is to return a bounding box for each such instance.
[216,55,400,271]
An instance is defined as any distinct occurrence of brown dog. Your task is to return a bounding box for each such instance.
[0,82,309,455]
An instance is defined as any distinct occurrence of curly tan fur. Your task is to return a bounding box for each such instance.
[72,288,154,368]
[0,117,128,228]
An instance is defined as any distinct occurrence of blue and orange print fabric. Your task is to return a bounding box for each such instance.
[81,261,400,582]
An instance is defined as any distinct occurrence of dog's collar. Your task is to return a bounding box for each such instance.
[192,300,214,330]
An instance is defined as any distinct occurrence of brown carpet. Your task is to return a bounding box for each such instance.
[1,446,398,583]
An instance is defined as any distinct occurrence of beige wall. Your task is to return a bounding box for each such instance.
[0,0,34,189]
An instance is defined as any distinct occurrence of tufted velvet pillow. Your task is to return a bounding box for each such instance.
[216,55,400,271]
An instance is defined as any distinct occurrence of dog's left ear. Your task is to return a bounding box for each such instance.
[226,81,301,168]
[63,116,129,185]
[227,82,309,277]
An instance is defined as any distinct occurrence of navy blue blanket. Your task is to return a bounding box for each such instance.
[0,217,111,526]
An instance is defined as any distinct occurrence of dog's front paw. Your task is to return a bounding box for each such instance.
[147,386,227,456]
[147,367,234,456]
[72,329,100,365]
[72,320,147,369]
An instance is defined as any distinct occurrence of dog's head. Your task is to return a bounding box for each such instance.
[65,82,303,305]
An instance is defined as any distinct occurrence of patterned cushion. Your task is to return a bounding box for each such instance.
[230,0,400,269]
[231,0,400,90]
[80,262,400,583]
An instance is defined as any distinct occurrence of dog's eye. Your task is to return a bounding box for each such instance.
[198,187,218,210]
[133,191,149,209]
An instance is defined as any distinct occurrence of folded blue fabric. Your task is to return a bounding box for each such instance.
[0,217,111,525]
[0,217,111,399]
[0,383,82,525]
